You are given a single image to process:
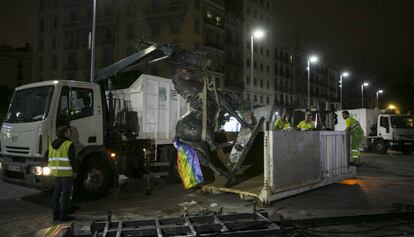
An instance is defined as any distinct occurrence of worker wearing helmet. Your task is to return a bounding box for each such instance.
[274,113,291,130]
[296,113,315,131]
[342,111,364,166]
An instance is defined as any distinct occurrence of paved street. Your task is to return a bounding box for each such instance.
[0,180,50,236]
[0,152,414,236]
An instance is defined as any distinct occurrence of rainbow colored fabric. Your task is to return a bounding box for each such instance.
[173,138,204,189]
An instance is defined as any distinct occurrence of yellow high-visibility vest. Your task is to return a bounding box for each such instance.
[345,117,364,135]
[274,119,291,130]
[297,120,315,131]
[48,140,73,177]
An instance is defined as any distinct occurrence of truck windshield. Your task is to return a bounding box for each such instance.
[4,86,54,123]
[390,116,414,129]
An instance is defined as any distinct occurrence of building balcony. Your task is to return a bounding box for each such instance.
[100,38,115,45]
[65,64,77,70]
[97,15,117,26]
[204,0,225,10]
[224,59,244,67]
[63,19,87,28]
[207,65,225,73]
[206,67,224,76]
[204,18,224,31]
[145,2,186,19]
[63,15,116,28]
[64,43,78,50]
[224,80,244,91]
[204,41,224,51]
[64,0,80,8]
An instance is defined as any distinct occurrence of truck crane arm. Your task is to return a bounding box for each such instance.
[96,42,206,82]
[95,41,209,136]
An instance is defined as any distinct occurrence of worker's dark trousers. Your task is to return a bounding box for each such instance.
[53,177,73,219]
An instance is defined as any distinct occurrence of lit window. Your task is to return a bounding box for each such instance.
[206,11,213,19]
[215,16,222,25]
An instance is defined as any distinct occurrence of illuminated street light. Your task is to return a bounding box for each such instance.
[252,29,265,39]
[339,71,350,109]
[388,104,397,110]
[250,28,266,104]
[376,89,384,109]
[309,56,318,63]
[307,55,319,109]
[361,82,369,108]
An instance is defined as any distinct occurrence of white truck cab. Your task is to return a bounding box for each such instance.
[0,80,104,190]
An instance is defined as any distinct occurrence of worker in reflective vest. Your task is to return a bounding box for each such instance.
[296,113,315,131]
[48,125,78,222]
[342,111,364,166]
[274,113,291,130]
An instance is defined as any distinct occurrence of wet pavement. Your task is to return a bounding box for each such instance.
[0,152,414,236]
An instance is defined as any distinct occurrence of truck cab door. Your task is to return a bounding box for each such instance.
[378,115,392,140]
[55,86,103,153]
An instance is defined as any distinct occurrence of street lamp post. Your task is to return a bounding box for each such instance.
[307,56,318,109]
[339,72,349,110]
[250,29,265,94]
[376,89,384,109]
[361,82,369,108]
[89,0,97,83]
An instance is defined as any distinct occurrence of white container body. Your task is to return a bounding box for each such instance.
[202,131,356,205]
[110,74,188,144]
[335,109,381,135]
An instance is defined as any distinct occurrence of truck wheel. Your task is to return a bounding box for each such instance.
[374,139,387,154]
[365,140,373,152]
[79,157,112,200]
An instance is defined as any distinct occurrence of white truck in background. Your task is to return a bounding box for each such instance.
[335,109,414,154]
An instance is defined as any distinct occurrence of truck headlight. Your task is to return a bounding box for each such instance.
[42,167,51,176]
[32,166,51,176]
[32,166,43,175]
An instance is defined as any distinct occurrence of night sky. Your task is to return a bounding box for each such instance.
[273,0,414,72]
[273,0,414,111]
[0,0,34,47]
[1,0,413,110]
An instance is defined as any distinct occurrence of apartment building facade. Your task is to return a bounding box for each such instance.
[0,44,32,88]
[33,0,341,112]
[272,42,340,114]
[273,43,296,113]
[33,0,245,99]
[242,0,274,107]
